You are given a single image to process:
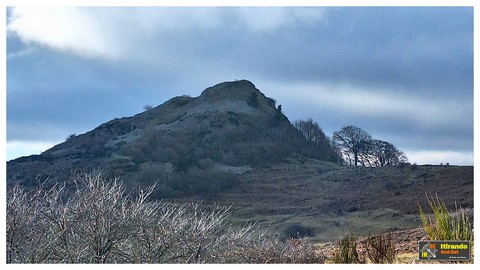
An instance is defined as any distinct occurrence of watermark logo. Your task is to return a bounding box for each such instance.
[418,241,470,261]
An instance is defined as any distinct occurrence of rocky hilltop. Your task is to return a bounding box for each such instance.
[7,80,337,195]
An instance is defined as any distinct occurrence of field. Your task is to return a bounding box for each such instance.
[7,158,473,263]
[209,157,473,244]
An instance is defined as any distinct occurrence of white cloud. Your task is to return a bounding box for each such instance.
[235,7,325,31]
[6,140,58,161]
[6,7,325,60]
[265,81,471,131]
[404,150,473,166]
[7,7,122,59]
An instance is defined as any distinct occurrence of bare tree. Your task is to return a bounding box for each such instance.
[294,118,322,143]
[333,125,372,166]
[368,140,406,167]
[294,118,342,162]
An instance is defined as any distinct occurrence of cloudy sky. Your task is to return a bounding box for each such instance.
[5,5,474,165]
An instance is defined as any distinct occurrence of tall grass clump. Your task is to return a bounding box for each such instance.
[364,232,396,263]
[332,234,365,264]
[418,193,473,243]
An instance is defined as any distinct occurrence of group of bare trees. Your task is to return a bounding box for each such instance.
[7,172,324,264]
[333,125,407,167]
[293,119,342,162]
[293,120,406,167]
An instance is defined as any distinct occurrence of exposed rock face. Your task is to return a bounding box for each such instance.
[7,80,328,191]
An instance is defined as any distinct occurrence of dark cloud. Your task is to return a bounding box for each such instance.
[249,8,473,95]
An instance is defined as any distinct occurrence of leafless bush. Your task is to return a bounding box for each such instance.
[283,223,316,239]
[7,185,38,263]
[6,173,233,263]
[219,236,325,263]
[6,172,323,264]
[363,232,396,263]
[8,173,142,263]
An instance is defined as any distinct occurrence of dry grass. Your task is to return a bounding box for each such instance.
[332,234,365,264]
[363,232,396,263]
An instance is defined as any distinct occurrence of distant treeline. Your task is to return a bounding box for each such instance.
[294,119,407,167]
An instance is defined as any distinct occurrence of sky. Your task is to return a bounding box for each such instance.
[5,5,475,165]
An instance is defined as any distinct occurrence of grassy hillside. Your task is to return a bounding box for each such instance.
[209,157,473,242]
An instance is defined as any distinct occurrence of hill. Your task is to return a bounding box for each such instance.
[6,80,473,242]
[7,80,338,195]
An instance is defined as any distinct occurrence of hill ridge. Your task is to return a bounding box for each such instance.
[7,80,330,190]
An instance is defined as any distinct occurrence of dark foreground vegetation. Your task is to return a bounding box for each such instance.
[6,172,325,264]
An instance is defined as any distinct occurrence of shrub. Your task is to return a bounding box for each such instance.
[167,168,238,199]
[225,237,325,263]
[247,92,259,108]
[418,193,473,242]
[363,232,396,263]
[6,172,321,264]
[66,134,76,141]
[383,181,395,191]
[6,173,240,263]
[173,154,196,172]
[347,206,358,213]
[283,224,315,239]
[332,234,365,264]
